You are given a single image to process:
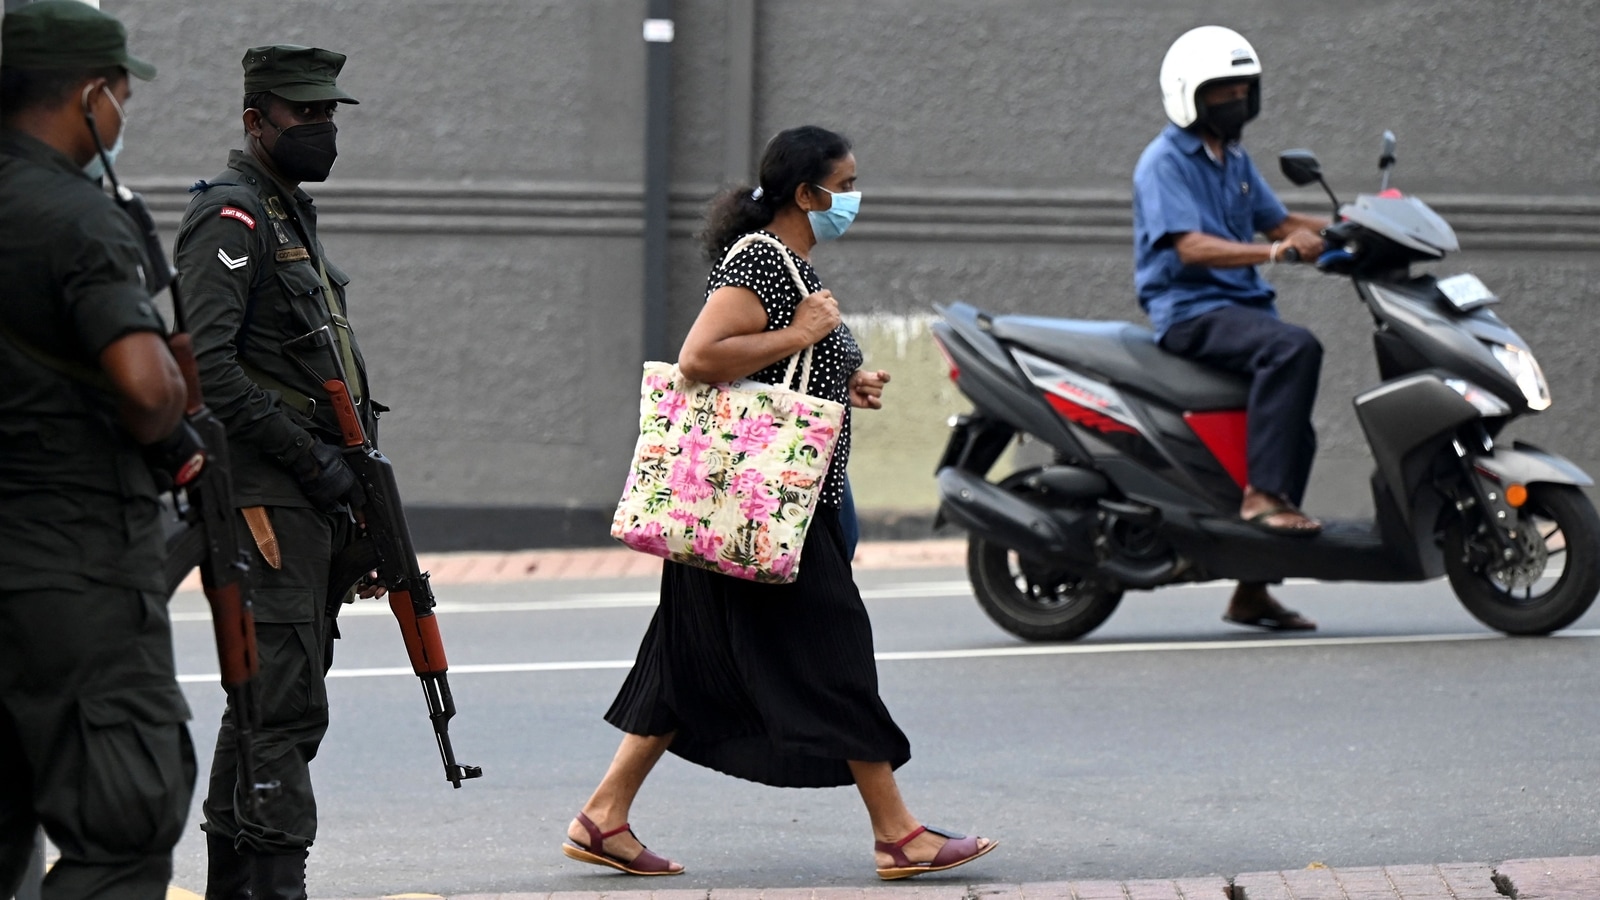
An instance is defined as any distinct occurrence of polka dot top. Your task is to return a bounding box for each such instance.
[705,231,863,507]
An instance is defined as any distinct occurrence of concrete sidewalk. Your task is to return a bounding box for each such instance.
[318,855,1600,899]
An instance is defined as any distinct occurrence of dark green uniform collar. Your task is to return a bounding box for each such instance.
[0,128,93,182]
[225,147,315,206]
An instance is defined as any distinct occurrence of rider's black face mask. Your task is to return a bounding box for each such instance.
[1202,99,1251,143]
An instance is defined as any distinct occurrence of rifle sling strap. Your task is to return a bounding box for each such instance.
[314,255,363,405]
[236,358,317,418]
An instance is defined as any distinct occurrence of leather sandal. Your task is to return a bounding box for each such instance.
[875,825,998,880]
[561,811,683,876]
[1245,505,1322,537]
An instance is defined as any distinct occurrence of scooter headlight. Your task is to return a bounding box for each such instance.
[1444,378,1512,417]
[1489,343,1552,411]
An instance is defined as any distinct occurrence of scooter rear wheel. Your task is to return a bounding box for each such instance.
[1444,483,1600,635]
[968,537,1122,641]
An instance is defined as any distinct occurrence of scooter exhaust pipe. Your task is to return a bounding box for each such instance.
[937,468,1184,587]
[1098,555,1180,589]
[936,467,1097,565]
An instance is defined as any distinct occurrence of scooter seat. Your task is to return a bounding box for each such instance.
[989,316,1250,411]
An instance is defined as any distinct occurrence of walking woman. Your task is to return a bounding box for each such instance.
[563,126,997,880]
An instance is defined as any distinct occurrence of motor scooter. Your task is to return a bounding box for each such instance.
[930,133,1599,641]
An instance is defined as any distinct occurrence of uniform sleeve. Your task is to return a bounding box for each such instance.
[1133,152,1204,253]
[1248,158,1290,235]
[174,192,316,464]
[706,241,799,331]
[61,211,167,355]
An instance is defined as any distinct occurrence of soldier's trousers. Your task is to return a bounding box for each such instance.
[202,506,349,869]
[0,585,197,900]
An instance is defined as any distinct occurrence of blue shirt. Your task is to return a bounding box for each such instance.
[1132,123,1289,338]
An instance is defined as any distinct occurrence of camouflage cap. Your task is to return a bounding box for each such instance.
[242,44,358,104]
[2,0,156,80]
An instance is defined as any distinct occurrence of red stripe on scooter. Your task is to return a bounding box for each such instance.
[1044,393,1137,435]
[1184,410,1249,489]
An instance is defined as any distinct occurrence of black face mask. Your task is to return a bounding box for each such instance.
[1201,98,1251,143]
[263,119,338,182]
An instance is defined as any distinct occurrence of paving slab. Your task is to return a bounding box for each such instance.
[173,539,969,592]
[1496,856,1600,899]
[1233,860,1509,899]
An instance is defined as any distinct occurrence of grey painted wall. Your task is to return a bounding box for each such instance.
[45,0,1600,546]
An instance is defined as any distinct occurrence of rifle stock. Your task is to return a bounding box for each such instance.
[322,378,483,788]
[118,189,276,815]
[163,325,276,815]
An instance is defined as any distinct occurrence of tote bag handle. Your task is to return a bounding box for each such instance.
[719,232,824,396]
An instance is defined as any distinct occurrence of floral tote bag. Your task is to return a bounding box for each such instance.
[610,233,846,583]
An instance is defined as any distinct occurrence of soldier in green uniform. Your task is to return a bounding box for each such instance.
[0,3,200,899]
[173,45,379,900]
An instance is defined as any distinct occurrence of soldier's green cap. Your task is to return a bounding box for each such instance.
[242,44,358,104]
[1,0,156,81]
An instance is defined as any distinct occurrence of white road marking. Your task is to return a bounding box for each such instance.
[173,628,1600,684]
[168,574,1559,623]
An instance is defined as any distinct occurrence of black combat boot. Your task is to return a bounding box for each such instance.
[249,849,309,900]
[204,833,252,900]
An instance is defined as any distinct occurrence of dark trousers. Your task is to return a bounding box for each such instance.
[203,506,347,900]
[1160,305,1323,506]
[0,586,196,900]
[840,476,860,560]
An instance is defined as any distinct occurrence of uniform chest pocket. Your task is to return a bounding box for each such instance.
[276,261,333,332]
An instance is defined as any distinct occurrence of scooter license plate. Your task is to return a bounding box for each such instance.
[1437,273,1497,312]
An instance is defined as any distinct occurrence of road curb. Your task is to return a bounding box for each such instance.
[305,854,1600,900]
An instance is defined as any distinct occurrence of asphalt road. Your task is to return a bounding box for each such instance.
[161,567,1600,896]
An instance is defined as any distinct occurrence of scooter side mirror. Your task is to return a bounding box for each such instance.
[1378,130,1398,191]
[1279,149,1323,186]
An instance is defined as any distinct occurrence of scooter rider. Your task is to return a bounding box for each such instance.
[1132,26,1329,630]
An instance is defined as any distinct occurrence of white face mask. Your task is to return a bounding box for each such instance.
[82,84,127,181]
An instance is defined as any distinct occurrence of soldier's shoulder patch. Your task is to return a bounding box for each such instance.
[219,207,257,229]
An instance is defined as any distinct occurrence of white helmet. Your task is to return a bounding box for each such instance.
[1159,26,1262,129]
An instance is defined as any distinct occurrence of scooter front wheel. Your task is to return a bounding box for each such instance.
[968,537,1123,641]
[1444,483,1600,635]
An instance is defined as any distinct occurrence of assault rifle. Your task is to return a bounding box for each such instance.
[308,344,483,788]
[109,181,276,814]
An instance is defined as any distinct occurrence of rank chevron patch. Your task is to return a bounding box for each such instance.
[217,249,248,270]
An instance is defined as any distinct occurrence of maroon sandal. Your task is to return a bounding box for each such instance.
[561,811,683,876]
[875,825,998,880]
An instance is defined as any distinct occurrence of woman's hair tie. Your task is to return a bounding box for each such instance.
[750,186,764,201]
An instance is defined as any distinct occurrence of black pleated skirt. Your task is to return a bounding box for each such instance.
[604,506,912,787]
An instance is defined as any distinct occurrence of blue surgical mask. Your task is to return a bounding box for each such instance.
[83,130,124,182]
[806,185,861,242]
[82,85,126,182]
